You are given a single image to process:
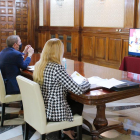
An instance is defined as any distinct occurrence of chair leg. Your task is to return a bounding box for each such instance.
[58,130,61,139]
[1,103,5,127]
[41,134,46,140]
[24,122,29,140]
[22,124,25,140]
[77,125,82,140]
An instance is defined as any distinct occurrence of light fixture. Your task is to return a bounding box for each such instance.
[99,0,105,3]
[56,0,64,7]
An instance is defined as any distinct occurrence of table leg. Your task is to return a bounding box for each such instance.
[92,136,99,140]
[83,104,131,140]
[115,127,131,135]
[93,104,108,130]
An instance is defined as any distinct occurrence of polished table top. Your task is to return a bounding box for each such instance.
[22,53,140,105]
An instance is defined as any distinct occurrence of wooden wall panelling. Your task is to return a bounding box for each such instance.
[36,0,81,60]
[81,0,84,28]
[29,0,35,48]
[33,0,136,69]
[105,37,109,62]
[64,34,72,58]
[37,32,42,52]
[82,33,95,60]
[35,31,39,52]
[16,0,28,51]
[124,0,136,28]
[79,0,135,69]
[49,31,57,38]
[78,0,83,61]
[35,0,39,29]
[43,0,50,26]
[42,31,47,49]
[74,0,80,28]
[37,31,49,52]
[121,36,129,62]
[81,33,129,69]
[0,0,15,51]
[108,35,122,63]
[55,34,58,38]
[95,35,107,61]
[71,32,79,60]
[61,33,72,59]
[136,0,140,28]
[27,0,31,45]
[38,31,44,52]
[32,0,39,51]
[63,34,67,55]
[46,31,50,42]
[49,29,79,60]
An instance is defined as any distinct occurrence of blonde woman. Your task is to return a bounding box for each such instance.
[33,38,90,140]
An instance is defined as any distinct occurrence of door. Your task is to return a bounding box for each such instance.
[0,0,29,51]
[0,0,16,51]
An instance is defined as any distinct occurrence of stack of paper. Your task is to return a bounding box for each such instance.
[71,71,126,89]
[71,71,86,84]
[88,77,126,89]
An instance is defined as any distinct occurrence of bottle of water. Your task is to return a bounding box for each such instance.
[62,58,67,69]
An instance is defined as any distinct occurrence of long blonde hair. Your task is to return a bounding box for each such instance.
[33,38,64,84]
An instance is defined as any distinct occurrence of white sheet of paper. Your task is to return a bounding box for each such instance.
[27,66,35,71]
[71,71,86,84]
[90,84,101,89]
[88,76,108,84]
[97,78,126,89]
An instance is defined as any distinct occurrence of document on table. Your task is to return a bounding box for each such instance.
[88,76,108,84]
[71,71,126,89]
[27,66,35,71]
[88,76,126,89]
[88,76,108,89]
[71,71,86,84]
[96,78,126,89]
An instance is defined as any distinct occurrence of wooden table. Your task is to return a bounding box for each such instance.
[22,53,140,140]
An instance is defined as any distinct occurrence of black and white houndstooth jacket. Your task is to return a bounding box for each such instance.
[40,62,90,122]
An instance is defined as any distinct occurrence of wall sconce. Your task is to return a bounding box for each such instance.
[99,0,105,3]
[56,0,64,7]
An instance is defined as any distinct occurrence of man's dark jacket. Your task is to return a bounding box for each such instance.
[0,47,31,94]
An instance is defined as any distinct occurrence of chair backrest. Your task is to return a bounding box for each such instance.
[16,75,46,133]
[0,70,6,103]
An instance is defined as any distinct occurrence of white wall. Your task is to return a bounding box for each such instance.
[50,0,74,26]
[39,0,125,27]
[84,0,125,27]
[39,0,44,26]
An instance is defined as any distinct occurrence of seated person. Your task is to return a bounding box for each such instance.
[33,38,90,140]
[0,35,34,94]
[0,35,34,112]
